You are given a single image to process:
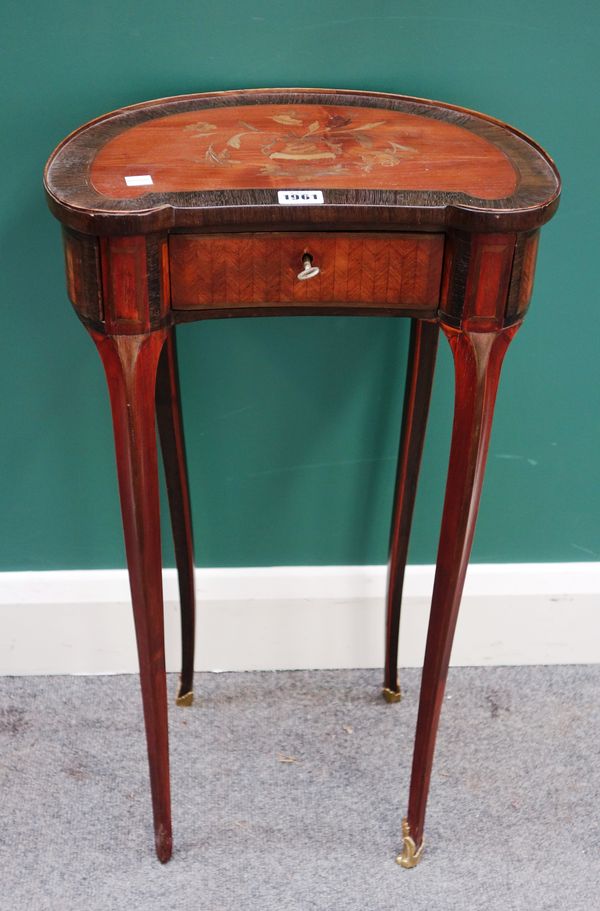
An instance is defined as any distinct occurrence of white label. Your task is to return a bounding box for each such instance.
[124,174,153,187]
[277,190,324,205]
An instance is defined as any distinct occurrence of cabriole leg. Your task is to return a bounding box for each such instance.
[398,323,519,868]
[156,328,196,707]
[383,319,439,702]
[91,328,172,863]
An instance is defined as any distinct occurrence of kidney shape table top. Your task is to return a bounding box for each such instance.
[44,88,560,866]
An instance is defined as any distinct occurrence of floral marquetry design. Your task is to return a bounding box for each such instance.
[182,109,418,180]
[89,103,518,199]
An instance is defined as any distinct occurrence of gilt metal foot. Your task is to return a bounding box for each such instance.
[175,689,194,707]
[396,818,425,869]
[382,687,402,703]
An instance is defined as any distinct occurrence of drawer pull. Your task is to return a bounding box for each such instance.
[297,253,320,281]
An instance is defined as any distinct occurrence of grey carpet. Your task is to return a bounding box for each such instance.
[0,666,598,910]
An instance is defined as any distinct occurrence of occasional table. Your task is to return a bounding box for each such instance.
[44,88,560,866]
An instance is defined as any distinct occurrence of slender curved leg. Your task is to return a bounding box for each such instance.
[156,329,196,707]
[90,328,172,863]
[383,320,439,702]
[398,323,519,868]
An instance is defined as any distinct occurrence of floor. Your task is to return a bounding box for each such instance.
[0,666,598,910]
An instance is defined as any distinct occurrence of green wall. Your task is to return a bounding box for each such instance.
[1,0,598,570]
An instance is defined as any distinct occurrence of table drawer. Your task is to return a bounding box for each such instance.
[169,233,444,311]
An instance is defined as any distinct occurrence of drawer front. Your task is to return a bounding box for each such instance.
[169,233,444,311]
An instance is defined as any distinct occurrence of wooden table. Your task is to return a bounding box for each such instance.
[44,88,560,866]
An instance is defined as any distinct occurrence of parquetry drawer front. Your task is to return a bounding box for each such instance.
[169,233,444,311]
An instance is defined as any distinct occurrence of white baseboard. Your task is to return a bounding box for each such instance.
[0,563,598,675]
